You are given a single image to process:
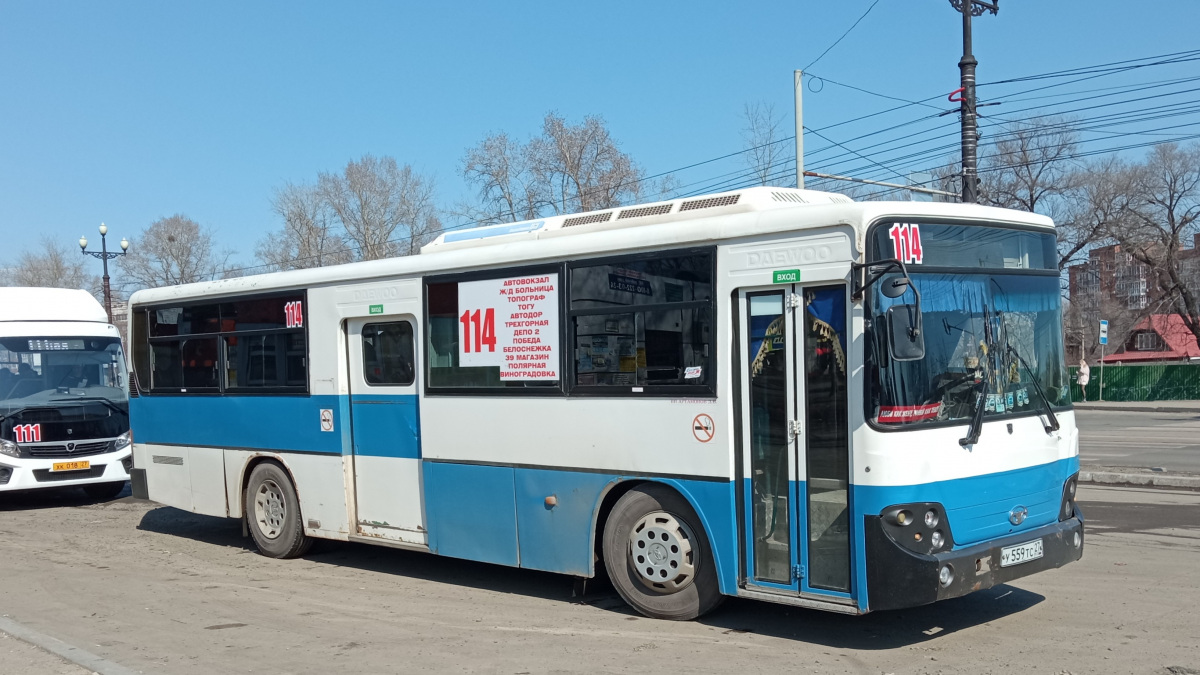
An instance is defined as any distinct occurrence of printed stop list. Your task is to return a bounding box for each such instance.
[457,274,560,380]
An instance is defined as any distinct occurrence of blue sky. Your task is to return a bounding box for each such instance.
[2,1,1198,275]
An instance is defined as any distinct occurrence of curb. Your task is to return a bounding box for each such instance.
[1074,404,1200,413]
[1078,468,1200,491]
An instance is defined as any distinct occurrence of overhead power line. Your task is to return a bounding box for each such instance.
[804,0,882,70]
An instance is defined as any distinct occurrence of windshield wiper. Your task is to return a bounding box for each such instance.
[0,407,36,425]
[1006,344,1061,435]
[959,379,989,447]
[49,396,130,418]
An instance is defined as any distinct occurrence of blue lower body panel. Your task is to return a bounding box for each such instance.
[421,462,738,593]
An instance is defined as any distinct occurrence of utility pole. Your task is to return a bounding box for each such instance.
[950,0,998,203]
[794,70,805,189]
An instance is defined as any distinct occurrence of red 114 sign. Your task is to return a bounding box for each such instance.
[888,223,924,265]
[284,300,304,328]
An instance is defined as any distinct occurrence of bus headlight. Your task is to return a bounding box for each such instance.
[880,503,955,555]
[0,439,20,458]
[1059,474,1079,522]
[114,430,132,452]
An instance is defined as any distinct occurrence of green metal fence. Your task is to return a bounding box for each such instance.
[1069,363,1200,402]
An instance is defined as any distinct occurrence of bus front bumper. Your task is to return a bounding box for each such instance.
[0,449,132,492]
[865,506,1084,612]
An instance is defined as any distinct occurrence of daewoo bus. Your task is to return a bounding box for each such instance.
[127,187,1083,619]
[1,287,132,499]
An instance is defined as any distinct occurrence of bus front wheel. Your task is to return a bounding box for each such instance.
[602,484,723,620]
[245,462,312,559]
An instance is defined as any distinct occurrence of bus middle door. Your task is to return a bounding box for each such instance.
[346,316,427,546]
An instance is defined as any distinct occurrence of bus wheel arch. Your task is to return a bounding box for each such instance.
[598,481,724,620]
[241,457,312,559]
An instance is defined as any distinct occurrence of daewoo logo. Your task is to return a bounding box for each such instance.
[1009,505,1028,526]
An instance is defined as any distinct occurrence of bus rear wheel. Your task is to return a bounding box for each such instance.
[602,484,723,620]
[245,462,312,559]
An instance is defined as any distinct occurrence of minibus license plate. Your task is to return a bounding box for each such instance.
[1000,539,1043,567]
[51,461,90,472]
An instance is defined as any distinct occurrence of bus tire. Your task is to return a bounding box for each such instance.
[602,484,723,620]
[82,481,126,501]
[245,462,312,559]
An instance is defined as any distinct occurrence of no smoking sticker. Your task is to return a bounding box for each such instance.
[320,409,334,432]
[692,414,715,443]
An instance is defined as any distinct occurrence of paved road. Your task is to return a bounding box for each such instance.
[1,484,1198,674]
[1077,409,1200,472]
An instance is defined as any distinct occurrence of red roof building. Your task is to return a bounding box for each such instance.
[1101,314,1200,363]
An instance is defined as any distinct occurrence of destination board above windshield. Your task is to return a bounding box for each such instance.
[870,222,1057,270]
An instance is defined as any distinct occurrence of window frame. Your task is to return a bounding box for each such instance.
[134,290,311,396]
[362,320,417,387]
[862,218,1071,434]
[565,246,718,398]
[423,264,567,397]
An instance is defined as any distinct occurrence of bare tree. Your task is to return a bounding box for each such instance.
[1110,143,1200,348]
[741,102,788,187]
[256,182,354,271]
[530,113,646,214]
[461,112,662,223]
[460,132,543,226]
[1057,156,1134,269]
[980,116,1079,217]
[117,215,233,291]
[319,155,441,260]
[0,237,99,295]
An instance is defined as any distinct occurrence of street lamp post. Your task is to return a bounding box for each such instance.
[79,223,129,323]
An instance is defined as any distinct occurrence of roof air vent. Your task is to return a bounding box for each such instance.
[771,191,809,203]
[617,204,673,219]
[563,212,614,227]
[679,194,740,211]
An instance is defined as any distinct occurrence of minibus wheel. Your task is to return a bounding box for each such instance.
[602,484,722,620]
[245,462,312,559]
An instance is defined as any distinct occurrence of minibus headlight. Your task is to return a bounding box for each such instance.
[0,439,20,458]
[114,430,132,452]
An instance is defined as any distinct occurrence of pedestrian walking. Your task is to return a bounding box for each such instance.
[1077,359,1091,402]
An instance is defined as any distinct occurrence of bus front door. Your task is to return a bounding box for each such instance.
[346,317,427,546]
[741,284,852,600]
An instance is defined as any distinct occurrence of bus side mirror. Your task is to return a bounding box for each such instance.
[887,305,925,361]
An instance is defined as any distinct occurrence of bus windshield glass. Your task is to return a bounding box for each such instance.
[866,223,1069,427]
[0,337,129,414]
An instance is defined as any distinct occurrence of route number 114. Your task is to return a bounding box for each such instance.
[460,308,497,353]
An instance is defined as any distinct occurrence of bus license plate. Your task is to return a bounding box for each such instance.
[1000,539,1043,567]
[51,461,90,472]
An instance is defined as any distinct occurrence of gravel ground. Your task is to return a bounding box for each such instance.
[0,484,1197,675]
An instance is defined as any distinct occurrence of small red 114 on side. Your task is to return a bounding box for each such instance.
[888,223,924,265]
[284,301,304,328]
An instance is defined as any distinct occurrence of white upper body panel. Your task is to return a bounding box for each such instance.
[129,189,1052,307]
[0,287,108,323]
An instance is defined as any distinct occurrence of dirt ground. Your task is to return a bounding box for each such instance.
[1,484,1198,675]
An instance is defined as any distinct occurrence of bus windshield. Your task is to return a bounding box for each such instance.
[0,337,129,414]
[866,222,1069,427]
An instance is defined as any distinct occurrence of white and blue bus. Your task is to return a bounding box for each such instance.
[127,187,1083,620]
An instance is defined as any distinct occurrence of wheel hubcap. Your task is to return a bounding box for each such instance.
[254,479,286,540]
[628,511,696,593]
